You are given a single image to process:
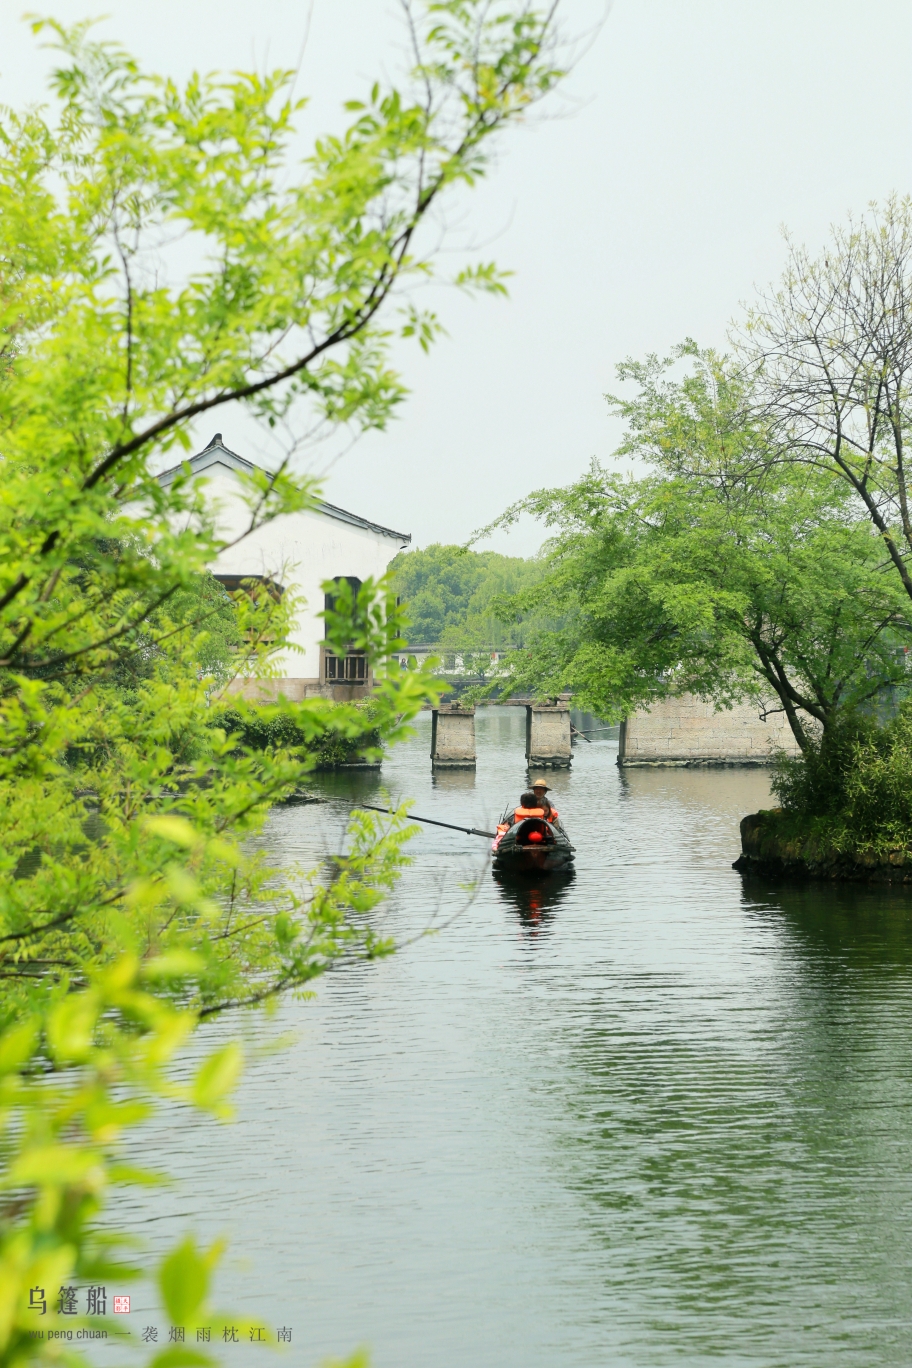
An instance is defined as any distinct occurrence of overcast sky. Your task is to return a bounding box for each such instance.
[3,1,912,554]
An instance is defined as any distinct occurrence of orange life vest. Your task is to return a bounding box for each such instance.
[515,805,559,822]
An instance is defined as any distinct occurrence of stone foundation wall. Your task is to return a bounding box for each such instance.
[224,677,370,703]
[618,695,805,767]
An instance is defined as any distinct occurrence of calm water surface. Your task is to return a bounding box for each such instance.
[123,706,912,1366]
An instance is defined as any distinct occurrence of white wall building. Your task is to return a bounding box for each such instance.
[158,434,410,701]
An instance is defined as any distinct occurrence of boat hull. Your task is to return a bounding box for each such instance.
[491,816,575,874]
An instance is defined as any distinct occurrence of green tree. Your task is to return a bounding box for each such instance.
[390,542,545,647]
[483,348,910,746]
[0,5,566,1362]
[743,198,912,610]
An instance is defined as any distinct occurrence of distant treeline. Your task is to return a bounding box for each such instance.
[389,543,548,648]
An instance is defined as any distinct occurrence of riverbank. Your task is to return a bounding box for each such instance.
[734,809,912,883]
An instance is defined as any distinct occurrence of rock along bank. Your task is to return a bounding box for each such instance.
[733,810,912,883]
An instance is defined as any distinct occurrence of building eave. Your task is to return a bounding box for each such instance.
[156,435,411,544]
[315,499,410,543]
[156,437,255,486]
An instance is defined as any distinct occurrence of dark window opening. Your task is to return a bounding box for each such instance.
[324,651,367,683]
[213,573,284,602]
[324,576,362,614]
[213,575,284,649]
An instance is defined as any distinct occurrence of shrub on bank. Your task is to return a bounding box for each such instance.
[213,700,383,769]
[754,705,912,865]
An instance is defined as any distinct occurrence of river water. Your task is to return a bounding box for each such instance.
[122,705,912,1366]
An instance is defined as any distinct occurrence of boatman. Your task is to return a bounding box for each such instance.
[529,778,561,827]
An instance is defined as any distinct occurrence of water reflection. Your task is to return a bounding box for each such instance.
[430,766,477,793]
[619,760,775,816]
[747,877,912,967]
[493,868,575,937]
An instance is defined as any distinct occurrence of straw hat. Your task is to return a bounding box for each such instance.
[529,777,551,791]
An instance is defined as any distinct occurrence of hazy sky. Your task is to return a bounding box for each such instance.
[3,1,912,553]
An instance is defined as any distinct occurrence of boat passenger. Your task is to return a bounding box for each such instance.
[515,789,545,821]
[497,789,557,832]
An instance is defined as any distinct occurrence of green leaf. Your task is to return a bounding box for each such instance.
[192,1044,243,1112]
[0,1018,37,1074]
[159,1237,210,1325]
[149,1348,215,1368]
[47,995,98,1062]
[142,951,205,981]
[144,816,199,848]
[8,1144,102,1188]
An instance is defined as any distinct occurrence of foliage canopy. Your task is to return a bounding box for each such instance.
[390,542,545,647]
[0,3,566,1361]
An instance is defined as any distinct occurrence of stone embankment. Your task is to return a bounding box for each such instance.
[619,696,803,767]
[733,811,912,883]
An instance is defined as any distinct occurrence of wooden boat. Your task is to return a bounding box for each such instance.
[491,815,575,874]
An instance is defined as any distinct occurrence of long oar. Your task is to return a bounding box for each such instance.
[359,803,496,839]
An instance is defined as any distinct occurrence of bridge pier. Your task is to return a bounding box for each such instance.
[525,702,572,768]
[431,703,476,769]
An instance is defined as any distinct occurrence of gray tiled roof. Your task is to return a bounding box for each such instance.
[157,434,411,543]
